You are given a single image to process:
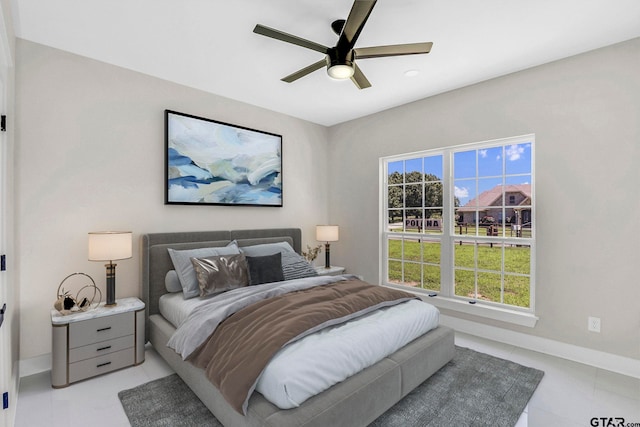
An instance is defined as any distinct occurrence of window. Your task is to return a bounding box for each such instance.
[382,135,535,313]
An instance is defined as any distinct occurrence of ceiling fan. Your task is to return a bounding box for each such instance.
[253,0,432,89]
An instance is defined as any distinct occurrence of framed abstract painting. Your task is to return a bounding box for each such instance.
[164,110,283,206]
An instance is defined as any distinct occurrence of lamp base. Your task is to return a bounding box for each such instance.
[324,243,331,269]
[105,262,118,306]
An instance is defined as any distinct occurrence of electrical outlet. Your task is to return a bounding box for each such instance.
[588,316,601,333]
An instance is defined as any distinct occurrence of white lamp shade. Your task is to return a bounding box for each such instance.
[88,231,133,261]
[316,225,339,242]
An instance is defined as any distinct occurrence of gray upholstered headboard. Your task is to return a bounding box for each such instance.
[140,228,302,340]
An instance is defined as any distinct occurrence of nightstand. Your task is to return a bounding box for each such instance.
[314,265,346,276]
[51,297,145,388]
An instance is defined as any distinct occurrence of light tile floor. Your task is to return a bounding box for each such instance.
[14,333,640,427]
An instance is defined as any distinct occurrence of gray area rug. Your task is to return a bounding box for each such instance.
[118,346,543,427]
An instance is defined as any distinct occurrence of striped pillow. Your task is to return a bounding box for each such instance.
[281,251,318,281]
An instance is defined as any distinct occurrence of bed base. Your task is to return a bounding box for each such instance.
[150,314,454,427]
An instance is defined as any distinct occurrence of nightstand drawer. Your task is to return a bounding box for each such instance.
[69,311,133,348]
[69,334,134,363]
[69,348,135,383]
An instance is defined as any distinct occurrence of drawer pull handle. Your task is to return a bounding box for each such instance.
[97,345,112,352]
[96,361,112,368]
[96,327,112,332]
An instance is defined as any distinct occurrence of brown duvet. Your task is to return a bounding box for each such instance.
[187,279,418,414]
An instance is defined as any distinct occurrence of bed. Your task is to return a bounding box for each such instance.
[142,228,455,427]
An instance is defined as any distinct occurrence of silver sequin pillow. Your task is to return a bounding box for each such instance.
[190,253,249,298]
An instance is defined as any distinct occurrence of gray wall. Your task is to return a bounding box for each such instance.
[328,37,640,359]
[15,39,330,359]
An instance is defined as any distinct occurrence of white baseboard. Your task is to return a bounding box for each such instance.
[19,353,50,378]
[441,314,640,379]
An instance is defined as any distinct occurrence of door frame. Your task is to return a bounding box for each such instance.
[0,3,15,426]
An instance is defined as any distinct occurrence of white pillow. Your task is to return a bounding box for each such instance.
[164,270,182,293]
[168,245,240,299]
[238,241,295,257]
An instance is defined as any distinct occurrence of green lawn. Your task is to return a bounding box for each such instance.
[387,238,530,308]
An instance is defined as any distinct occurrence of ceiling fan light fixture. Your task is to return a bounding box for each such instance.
[327,63,355,80]
[253,0,432,89]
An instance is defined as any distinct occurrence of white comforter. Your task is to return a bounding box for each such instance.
[256,298,439,409]
[161,276,439,409]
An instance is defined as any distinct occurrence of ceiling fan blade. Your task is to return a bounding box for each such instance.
[281,59,327,83]
[336,0,377,52]
[253,24,329,54]
[354,42,433,59]
[350,63,372,89]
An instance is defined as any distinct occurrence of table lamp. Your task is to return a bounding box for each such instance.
[88,231,132,306]
[316,225,339,269]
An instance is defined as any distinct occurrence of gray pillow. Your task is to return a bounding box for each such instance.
[164,270,182,293]
[239,241,295,257]
[191,253,249,298]
[281,251,319,281]
[246,253,285,285]
[168,245,240,299]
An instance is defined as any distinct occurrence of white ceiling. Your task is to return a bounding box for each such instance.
[10,0,640,126]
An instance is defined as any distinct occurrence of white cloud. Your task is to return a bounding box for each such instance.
[506,144,525,161]
[455,186,469,199]
[479,149,488,158]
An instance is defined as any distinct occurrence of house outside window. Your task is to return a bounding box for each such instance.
[382,135,535,313]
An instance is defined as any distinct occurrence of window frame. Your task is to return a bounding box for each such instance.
[380,134,537,326]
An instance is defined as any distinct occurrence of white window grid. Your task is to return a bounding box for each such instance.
[380,134,535,313]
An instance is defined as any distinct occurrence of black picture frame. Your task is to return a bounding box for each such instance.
[165,110,283,207]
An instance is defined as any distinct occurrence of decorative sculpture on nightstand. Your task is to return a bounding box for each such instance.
[54,272,102,315]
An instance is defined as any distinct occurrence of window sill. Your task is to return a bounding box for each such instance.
[383,283,539,328]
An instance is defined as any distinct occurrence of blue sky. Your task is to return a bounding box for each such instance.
[388,155,442,177]
[387,143,532,205]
